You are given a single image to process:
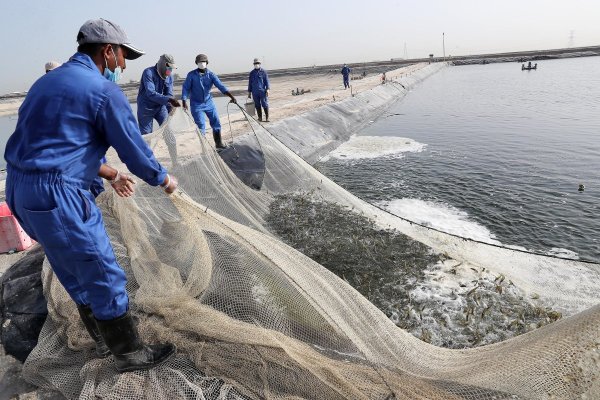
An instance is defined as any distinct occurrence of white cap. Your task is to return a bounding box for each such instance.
[45,61,61,72]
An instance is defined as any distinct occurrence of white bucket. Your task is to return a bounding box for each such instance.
[244,100,256,116]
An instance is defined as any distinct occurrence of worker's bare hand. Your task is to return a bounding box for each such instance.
[266,90,270,97]
[229,97,238,104]
[247,93,252,99]
[164,175,178,195]
[168,98,181,108]
[111,174,136,197]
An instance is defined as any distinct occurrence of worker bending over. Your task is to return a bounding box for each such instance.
[4,19,178,373]
[137,54,181,135]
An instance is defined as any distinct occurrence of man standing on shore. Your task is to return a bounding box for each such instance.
[4,18,178,373]
[137,54,181,135]
[341,63,351,89]
[182,54,237,149]
[248,58,270,122]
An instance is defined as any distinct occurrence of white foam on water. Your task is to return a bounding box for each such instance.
[546,247,580,260]
[380,198,501,245]
[322,135,426,161]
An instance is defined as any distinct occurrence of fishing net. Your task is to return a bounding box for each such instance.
[22,64,600,399]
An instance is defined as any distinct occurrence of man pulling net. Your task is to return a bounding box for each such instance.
[4,18,179,373]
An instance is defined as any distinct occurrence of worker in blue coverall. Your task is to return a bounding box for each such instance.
[247,58,270,122]
[4,19,178,373]
[341,64,351,89]
[137,54,180,134]
[137,54,181,164]
[181,54,237,149]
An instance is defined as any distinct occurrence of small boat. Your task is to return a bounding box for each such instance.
[522,62,538,71]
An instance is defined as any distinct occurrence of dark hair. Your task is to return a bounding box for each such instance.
[76,33,119,56]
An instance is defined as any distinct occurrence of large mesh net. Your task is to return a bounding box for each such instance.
[22,64,600,399]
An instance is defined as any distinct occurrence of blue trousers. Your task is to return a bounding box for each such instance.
[343,76,350,88]
[5,167,128,320]
[137,105,169,135]
[190,103,221,136]
[252,92,269,109]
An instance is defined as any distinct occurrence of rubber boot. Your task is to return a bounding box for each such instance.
[264,107,269,122]
[77,304,111,358]
[213,131,227,150]
[256,106,263,122]
[95,311,176,373]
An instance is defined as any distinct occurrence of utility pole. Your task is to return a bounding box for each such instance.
[442,32,446,62]
[567,31,575,48]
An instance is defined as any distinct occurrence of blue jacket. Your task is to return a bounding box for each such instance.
[137,65,173,113]
[181,69,228,108]
[248,68,270,94]
[341,66,351,77]
[4,52,167,188]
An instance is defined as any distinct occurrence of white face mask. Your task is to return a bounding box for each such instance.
[254,64,261,70]
[197,62,207,69]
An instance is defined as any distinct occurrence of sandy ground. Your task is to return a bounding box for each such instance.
[0,63,425,399]
[0,63,424,118]
[0,102,21,118]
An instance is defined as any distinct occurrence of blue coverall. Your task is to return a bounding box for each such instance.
[248,68,270,110]
[137,66,174,134]
[181,69,228,136]
[341,66,351,89]
[4,53,167,320]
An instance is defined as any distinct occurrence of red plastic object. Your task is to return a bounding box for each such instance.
[0,202,35,253]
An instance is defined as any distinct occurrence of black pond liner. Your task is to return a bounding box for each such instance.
[0,245,47,362]
[218,144,265,190]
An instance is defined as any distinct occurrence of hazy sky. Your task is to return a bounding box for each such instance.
[1,0,599,93]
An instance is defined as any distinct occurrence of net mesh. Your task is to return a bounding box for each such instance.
[22,64,600,399]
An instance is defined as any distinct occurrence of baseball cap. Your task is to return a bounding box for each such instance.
[77,18,145,60]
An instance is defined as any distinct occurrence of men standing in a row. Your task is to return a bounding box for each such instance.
[341,63,351,89]
[137,54,181,135]
[182,54,237,149]
[248,58,270,122]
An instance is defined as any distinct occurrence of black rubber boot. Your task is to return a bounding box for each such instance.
[256,106,263,122]
[77,304,110,358]
[264,107,269,122]
[212,131,227,149]
[95,311,176,373]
